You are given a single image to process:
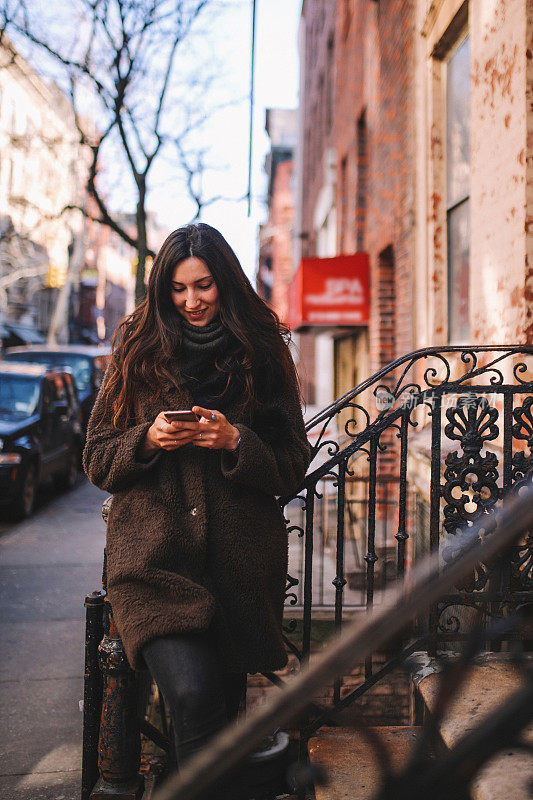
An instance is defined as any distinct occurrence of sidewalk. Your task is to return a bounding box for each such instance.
[0,479,107,800]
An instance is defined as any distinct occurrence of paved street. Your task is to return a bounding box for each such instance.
[0,478,108,800]
[0,473,366,800]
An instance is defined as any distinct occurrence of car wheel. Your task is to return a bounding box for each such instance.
[12,463,37,519]
[57,446,80,490]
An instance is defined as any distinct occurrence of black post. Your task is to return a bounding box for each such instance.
[90,600,144,800]
[81,589,106,800]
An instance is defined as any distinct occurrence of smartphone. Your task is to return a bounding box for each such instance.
[163,410,199,423]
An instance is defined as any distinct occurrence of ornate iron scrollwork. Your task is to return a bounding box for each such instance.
[439,395,500,594]
[442,395,499,528]
[510,397,533,590]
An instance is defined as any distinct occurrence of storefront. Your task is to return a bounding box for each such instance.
[287,253,370,439]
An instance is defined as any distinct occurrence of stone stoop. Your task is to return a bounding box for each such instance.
[416,656,533,800]
[308,726,421,800]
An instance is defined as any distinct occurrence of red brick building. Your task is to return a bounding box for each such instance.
[276,0,532,419]
[257,109,297,326]
[334,0,414,379]
[257,108,317,405]
[291,0,414,419]
[298,0,337,262]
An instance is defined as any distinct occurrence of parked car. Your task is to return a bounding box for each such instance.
[0,362,84,518]
[3,345,111,432]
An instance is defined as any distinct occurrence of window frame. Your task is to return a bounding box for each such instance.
[445,33,471,343]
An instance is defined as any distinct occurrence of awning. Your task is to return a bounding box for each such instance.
[287,253,369,330]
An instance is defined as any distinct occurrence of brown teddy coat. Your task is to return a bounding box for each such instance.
[83,354,311,673]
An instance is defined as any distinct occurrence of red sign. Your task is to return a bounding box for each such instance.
[287,253,369,330]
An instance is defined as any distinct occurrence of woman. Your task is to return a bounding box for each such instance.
[83,223,311,793]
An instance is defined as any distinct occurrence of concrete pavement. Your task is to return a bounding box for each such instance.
[0,478,363,800]
[0,478,107,800]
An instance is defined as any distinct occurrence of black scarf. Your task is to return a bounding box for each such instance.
[178,316,243,412]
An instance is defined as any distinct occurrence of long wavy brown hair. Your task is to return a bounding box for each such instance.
[104,223,298,429]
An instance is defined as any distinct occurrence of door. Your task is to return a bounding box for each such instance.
[334,328,369,442]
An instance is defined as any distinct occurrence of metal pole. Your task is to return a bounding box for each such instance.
[81,589,106,800]
[247,0,257,217]
[90,601,143,800]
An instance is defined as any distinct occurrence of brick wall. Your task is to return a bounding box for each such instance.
[270,159,296,324]
[297,0,339,407]
[247,648,411,728]
[334,0,414,375]
[299,0,337,258]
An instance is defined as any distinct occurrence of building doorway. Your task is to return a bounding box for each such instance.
[334,327,369,440]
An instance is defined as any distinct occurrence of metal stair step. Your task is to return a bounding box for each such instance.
[308,725,421,800]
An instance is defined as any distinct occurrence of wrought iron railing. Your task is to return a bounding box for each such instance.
[285,473,398,610]
[151,482,533,800]
[273,345,533,770]
[283,345,533,647]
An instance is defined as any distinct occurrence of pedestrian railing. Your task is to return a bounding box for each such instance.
[82,345,533,799]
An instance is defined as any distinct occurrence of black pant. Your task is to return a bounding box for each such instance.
[142,631,247,797]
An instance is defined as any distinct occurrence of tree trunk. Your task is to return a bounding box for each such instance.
[48,213,87,344]
[134,188,147,307]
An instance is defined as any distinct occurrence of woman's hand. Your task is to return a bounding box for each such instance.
[140,412,202,457]
[191,406,240,451]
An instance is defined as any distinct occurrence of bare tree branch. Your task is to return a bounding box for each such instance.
[7,17,112,102]
[174,137,246,220]
[2,0,229,306]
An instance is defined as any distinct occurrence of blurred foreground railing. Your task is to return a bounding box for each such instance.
[152,482,533,800]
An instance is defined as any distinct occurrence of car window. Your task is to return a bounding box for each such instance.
[4,352,93,393]
[67,358,91,393]
[0,376,41,418]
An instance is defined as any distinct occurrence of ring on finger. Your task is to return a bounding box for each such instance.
[199,432,203,439]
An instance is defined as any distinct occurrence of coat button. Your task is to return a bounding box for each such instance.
[190,507,198,516]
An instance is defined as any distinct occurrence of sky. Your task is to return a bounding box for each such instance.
[9,0,302,285]
[148,0,302,283]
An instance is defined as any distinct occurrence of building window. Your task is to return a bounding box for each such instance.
[312,100,319,168]
[318,73,324,141]
[340,156,347,253]
[326,36,334,133]
[356,109,367,252]
[378,245,396,364]
[446,35,470,342]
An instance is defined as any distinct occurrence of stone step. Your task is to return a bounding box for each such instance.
[308,725,421,800]
[416,654,533,800]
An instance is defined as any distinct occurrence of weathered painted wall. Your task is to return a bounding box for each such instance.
[414,0,531,346]
[470,0,527,343]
